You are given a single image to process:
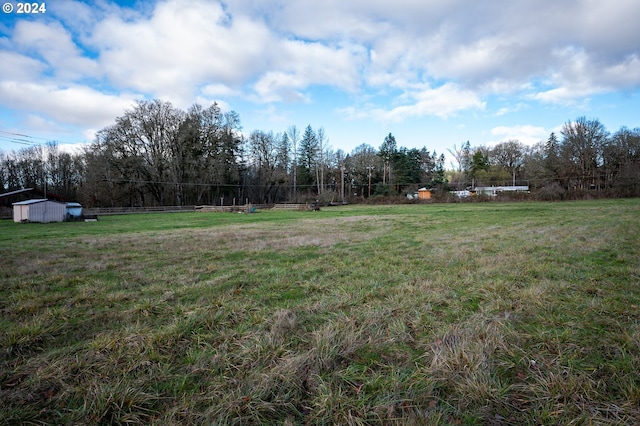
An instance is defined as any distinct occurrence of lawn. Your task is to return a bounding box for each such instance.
[1,200,639,425]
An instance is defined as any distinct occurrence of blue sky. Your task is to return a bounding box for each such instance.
[1,0,640,166]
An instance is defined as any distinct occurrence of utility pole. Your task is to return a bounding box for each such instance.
[341,165,345,204]
[43,167,47,199]
[382,161,386,185]
[366,165,373,197]
[288,125,299,202]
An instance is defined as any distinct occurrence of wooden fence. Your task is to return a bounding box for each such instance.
[195,204,307,212]
[83,206,198,216]
[1,203,314,220]
[272,203,306,210]
[82,204,295,215]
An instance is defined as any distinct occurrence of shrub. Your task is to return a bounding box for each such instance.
[535,183,566,201]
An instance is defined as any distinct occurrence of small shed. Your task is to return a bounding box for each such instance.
[418,188,432,200]
[65,202,83,221]
[13,199,66,223]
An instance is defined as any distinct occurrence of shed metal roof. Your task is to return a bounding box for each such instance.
[1,188,66,202]
[13,199,64,206]
[0,188,35,199]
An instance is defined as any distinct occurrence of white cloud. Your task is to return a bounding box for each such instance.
[0,81,139,129]
[90,0,273,102]
[0,51,46,81]
[600,54,640,89]
[201,84,238,98]
[58,142,89,154]
[495,108,510,117]
[495,103,527,117]
[392,83,486,120]
[351,83,485,122]
[490,125,548,146]
[340,82,485,122]
[251,39,365,103]
[253,72,310,103]
[528,48,640,105]
[256,104,289,125]
[13,20,100,81]
[235,0,640,104]
[22,114,67,134]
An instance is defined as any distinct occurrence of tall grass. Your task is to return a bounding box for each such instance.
[1,200,639,424]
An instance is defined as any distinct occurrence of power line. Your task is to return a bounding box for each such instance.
[0,130,45,146]
[101,178,325,189]
[0,130,82,148]
[0,135,35,146]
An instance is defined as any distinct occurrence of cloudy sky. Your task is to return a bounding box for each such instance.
[1,0,640,162]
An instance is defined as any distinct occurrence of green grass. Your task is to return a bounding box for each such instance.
[1,200,640,424]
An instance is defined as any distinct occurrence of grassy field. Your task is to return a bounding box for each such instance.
[1,199,639,425]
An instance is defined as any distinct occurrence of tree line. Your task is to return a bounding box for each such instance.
[449,117,640,199]
[1,100,639,207]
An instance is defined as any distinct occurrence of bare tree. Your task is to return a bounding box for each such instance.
[560,117,608,190]
[248,130,279,202]
[88,100,243,206]
[347,143,379,197]
[448,141,471,189]
[287,125,300,201]
[491,140,525,186]
[316,127,326,194]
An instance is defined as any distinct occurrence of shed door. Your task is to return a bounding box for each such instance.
[14,205,27,222]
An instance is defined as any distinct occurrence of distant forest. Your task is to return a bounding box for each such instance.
[1,99,639,207]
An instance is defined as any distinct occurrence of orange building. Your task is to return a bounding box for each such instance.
[418,188,432,200]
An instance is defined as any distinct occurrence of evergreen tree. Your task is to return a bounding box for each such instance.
[379,133,397,187]
[297,125,317,192]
